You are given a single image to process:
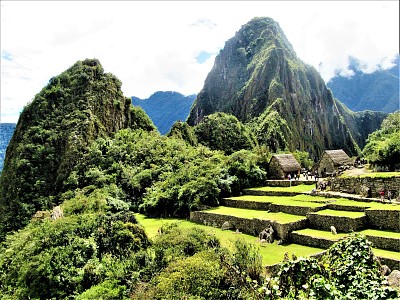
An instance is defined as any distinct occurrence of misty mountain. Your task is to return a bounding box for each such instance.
[0,123,16,171]
[132,91,196,134]
[327,55,399,113]
[187,17,385,158]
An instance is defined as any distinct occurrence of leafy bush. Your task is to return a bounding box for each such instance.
[194,112,257,155]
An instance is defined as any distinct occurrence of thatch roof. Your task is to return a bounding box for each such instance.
[323,150,351,166]
[271,154,301,172]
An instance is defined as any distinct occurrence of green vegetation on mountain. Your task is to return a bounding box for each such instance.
[187,17,383,158]
[66,128,267,218]
[0,123,16,172]
[193,112,256,155]
[0,59,156,238]
[132,91,196,135]
[327,55,399,113]
[363,111,400,169]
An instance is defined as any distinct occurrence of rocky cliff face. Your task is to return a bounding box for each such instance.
[0,59,155,237]
[187,17,382,158]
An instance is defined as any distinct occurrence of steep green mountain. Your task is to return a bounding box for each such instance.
[132,91,196,134]
[327,55,399,113]
[0,58,155,237]
[0,123,16,172]
[187,17,383,158]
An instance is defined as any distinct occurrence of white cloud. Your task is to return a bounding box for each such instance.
[1,1,399,123]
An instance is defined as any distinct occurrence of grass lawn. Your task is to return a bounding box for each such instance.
[135,214,324,266]
[248,184,315,193]
[373,248,400,260]
[332,198,400,210]
[204,206,306,223]
[312,209,365,218]
[225,195,327,208]
[359,229,400,239]
[292,228,348,241]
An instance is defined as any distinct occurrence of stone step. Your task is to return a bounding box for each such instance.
[307,209,367,232]
[291,228,346,249]
[374,248,400,272]
[359,229,400,252]
[221,195,327,216]
[190,206,308,241]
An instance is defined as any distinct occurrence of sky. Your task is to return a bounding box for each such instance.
[1,1,399,123]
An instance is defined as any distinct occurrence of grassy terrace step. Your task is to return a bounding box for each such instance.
[222,195,327,215]
[291,228,347,249]
[307,209,367,232]
[327,198,400,212]
[245,184,314,196]
[135,214,324,267]
[374,248,400,271]
[359,229,400,252]
[190,206,308,241]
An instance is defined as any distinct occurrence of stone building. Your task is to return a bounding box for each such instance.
[317,149,351,177]
[268,154,301,179]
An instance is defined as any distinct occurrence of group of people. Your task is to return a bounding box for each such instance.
[287,170,319,181]
[379,189,396,203]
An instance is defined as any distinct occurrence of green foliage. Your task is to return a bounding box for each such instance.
[76,279,128,300]
[292,150,313,169]
[255,109,291,152]
[167,121,198,146]
[0,188,150,299]
[261,233,399,299]
[150,251,225,300]
[363,111,400,169]
[194,112,257,155]
[0,59,156,239]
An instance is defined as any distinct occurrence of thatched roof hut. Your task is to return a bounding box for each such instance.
[317,149,351,177]
[268,154,301,179]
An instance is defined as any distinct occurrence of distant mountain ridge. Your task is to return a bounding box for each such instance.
[132,91,196,134]
[0,123,16,171]
[187,17,385,158]
[327,55,399,113]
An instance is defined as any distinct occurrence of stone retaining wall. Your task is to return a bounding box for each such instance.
[377,257,400,273]
[268,203,324,216]
[263,180,315,187]
[220,199,271,210]
[244,190,302,197]
[307,213,367,232]
[329,176,400,198]
[366,209,400,232]
[190,211,308,241]
[326,203,368,212]
[220,199,324,216]
[290,232,339,249]
[365,235,400,252]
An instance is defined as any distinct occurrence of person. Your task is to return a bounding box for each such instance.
[379,189,385,202]
[387,190,392,203]
[288,173,291,181]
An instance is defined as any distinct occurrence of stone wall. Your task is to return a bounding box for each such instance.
[329,176,400,198]
[290,232,340,249]
[190,211,308,241]
[220,199,271,211]
[220,199,324,216]
[364,235,400,252]
[307,213,367,232]
[366,209,400,232]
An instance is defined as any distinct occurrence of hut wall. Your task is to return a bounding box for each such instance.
[318,154,335,176]
[269,157,285,179]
